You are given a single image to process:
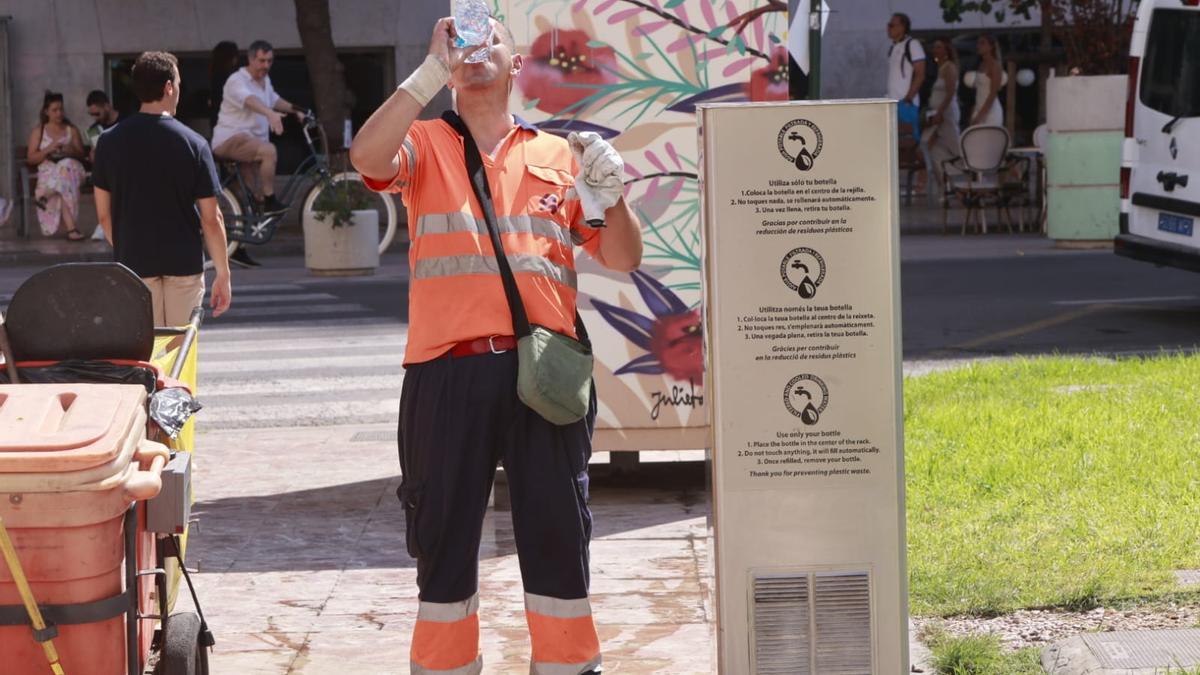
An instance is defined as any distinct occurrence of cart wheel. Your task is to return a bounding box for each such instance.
[161,611,207,675]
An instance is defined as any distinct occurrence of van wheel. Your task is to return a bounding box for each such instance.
[160,612,208,675]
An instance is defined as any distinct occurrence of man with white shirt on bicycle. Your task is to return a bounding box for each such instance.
[211,39,303,266]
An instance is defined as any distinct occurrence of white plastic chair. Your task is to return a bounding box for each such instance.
[942,125,1011,234]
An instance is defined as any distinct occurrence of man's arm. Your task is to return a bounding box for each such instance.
[350,17,459,181]
[905,59,926,103]
[95,187,113,245]
[595,200,642,272]
[241,95,286,136]
[273,97,305,120]
[198,196,232,317]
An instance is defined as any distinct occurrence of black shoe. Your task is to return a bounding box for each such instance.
[230,247,262,268]
[261,194,286,213]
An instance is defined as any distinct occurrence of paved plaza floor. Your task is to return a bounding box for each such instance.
[183,424,716,674]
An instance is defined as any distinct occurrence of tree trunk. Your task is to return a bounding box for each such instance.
[294,0,348,154]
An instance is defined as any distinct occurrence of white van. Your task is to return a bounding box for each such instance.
[1115,0,1200,270]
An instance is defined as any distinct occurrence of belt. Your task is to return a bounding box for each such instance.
[447,335,517,358]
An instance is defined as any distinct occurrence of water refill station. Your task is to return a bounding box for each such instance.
[699,100,907,673]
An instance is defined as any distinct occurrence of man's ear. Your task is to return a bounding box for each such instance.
[511,53,523,77]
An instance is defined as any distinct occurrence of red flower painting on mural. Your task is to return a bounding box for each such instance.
[517,30,620,114]
[650,310,704,383]
[592,271,704,385]
[747,46,789,101]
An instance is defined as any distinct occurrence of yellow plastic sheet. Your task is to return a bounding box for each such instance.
[149,329,200,612]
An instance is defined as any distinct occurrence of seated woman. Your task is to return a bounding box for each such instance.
[26,91,87,239]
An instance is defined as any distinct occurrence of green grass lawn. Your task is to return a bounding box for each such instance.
[906,354,1200,617]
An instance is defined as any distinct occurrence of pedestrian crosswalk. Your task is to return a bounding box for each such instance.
[194,281,407,431]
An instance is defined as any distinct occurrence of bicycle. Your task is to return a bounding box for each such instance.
[207,111,398,267]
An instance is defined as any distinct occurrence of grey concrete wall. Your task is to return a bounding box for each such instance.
[818,0,1038,100]
[1,0,1041,140]
[0,0,446,140]
[1,18,12,207]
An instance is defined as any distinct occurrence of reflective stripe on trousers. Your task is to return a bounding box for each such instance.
[399,352,599,674]
[526,593,601,675]
[410,595,482,674]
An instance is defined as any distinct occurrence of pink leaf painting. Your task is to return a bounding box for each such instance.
[754,14,765,47]
[608,7,641,23]
[675,4,691,26]
[573,0,588,12]
[625,164,644,179]
[722,56,757,77]
[643,176,663,202]
[634,20,671,36]
[665,142,682,169]
[667,33,704,53]
[644,150,668,174]
[724,0,738,21]
[596,0,619,13]
[700,1,718,31]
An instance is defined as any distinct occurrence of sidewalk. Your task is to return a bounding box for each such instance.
[0,231,309,266]
[0,204,1105,268]
[180,423,716,674]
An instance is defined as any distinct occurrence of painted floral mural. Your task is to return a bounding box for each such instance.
[499,0,788,441]
[517,30,620,114]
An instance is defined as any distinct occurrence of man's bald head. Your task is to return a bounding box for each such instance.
[490,17,516,51]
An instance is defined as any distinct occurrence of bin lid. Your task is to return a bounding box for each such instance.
[0,384,147,472]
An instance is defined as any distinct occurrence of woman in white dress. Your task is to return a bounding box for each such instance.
[970,34,1004,127]
[922,38,962,195]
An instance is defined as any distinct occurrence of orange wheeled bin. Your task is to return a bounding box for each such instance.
[0,263,212,675]
[0,383,168,674]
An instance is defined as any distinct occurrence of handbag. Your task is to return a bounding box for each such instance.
[442,111,593,426]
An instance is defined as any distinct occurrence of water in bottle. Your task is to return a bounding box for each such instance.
[453,0,493,64]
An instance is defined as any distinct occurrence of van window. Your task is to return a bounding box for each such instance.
[1140,9,1200,118]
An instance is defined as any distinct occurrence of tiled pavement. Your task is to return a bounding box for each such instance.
[183,424,715,674]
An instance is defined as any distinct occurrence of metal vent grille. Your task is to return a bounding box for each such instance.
[814,572,872,674]
[751,570,872,674]
[753,574,811,674]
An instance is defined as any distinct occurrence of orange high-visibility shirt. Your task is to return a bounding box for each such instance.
[362,117,603,364]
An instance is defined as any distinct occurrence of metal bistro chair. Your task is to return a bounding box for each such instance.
[941,125,1014,235]
[1032,123,1050,232]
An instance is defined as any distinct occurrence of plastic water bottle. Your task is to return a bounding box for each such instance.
[453,0,492,64]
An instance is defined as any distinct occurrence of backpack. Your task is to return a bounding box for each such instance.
[891,37,916,77]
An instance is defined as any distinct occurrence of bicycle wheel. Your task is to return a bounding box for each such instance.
[203,186,242,270]
[302,171,398,255]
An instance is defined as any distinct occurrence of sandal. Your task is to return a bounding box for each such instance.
[65,229,86,241]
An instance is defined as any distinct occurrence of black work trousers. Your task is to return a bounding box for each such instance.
[397,348,597,605]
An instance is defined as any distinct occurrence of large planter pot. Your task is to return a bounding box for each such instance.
[1045,74,1126,243]
[302,208,379,276]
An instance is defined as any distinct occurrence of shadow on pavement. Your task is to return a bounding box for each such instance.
[189,461,709,574]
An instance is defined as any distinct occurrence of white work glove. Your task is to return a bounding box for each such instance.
[566,132,625,227]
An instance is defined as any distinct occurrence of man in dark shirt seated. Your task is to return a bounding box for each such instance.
[84,89,122,163]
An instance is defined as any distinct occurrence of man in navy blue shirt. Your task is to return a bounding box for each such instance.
[94,51,232,325]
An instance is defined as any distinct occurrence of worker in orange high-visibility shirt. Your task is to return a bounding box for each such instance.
[350,12,643,675]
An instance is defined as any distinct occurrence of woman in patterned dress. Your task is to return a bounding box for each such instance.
[26,91,87,239]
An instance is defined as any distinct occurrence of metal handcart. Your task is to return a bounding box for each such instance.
[0,263,212,674]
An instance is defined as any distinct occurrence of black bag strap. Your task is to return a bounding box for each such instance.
[441,110,590,347]
[442,110,533,339]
